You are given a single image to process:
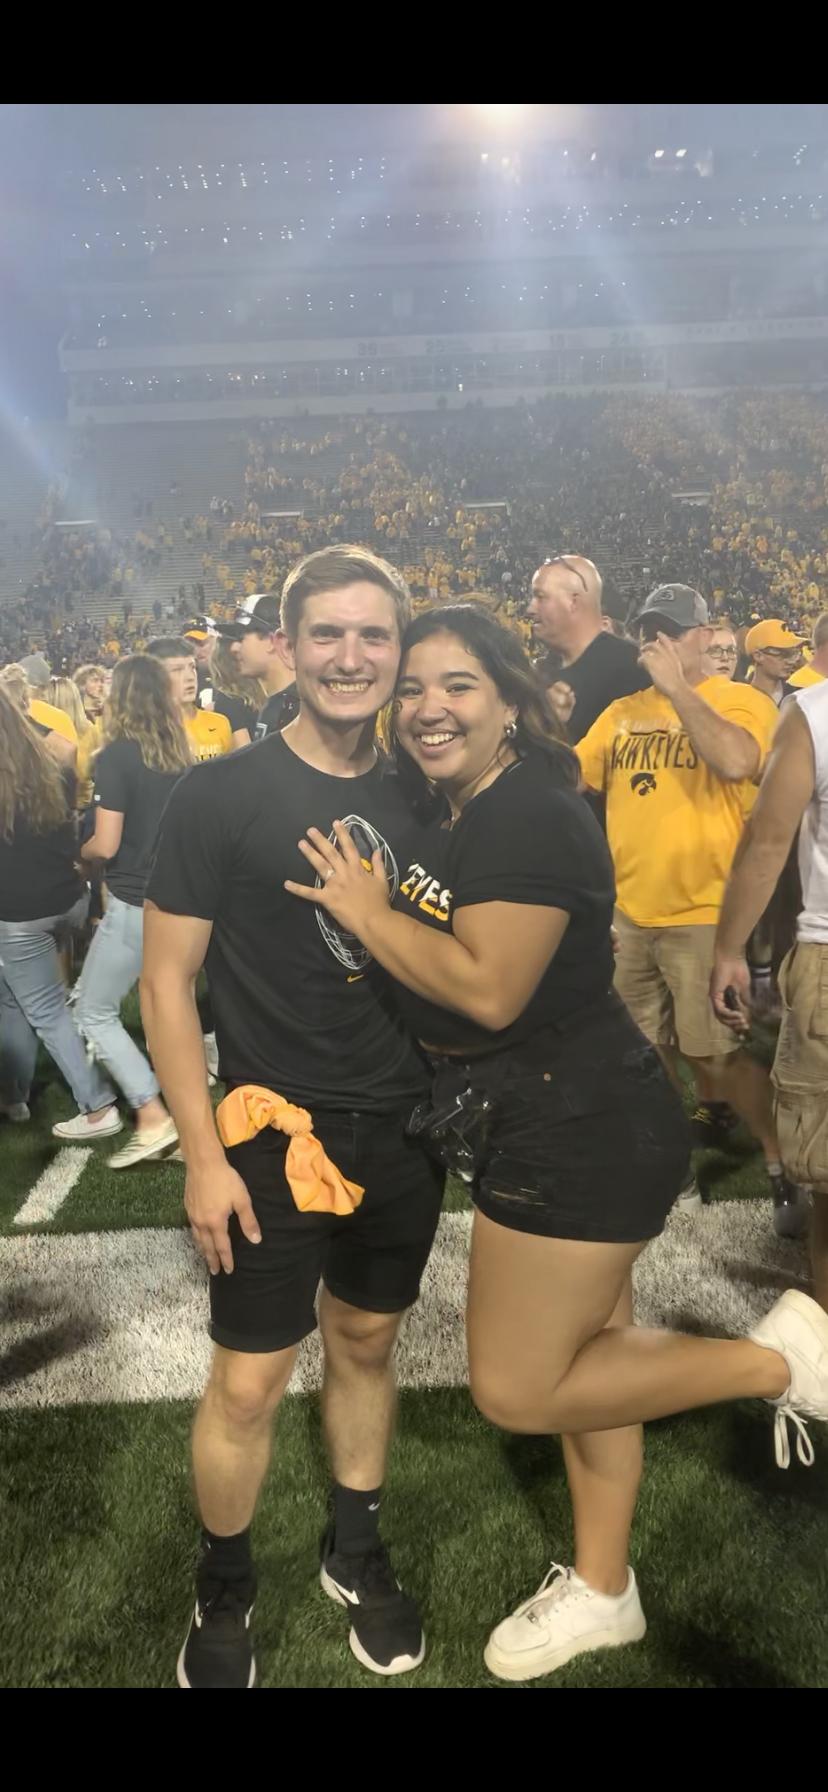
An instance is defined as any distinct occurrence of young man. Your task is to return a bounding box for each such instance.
[142,545,443,1689]
[743,619,807,706]
[712,680,828,1308]
[218,592,299,734]
[147,636,233,761]
[701,621,739,682]
[577,583,804,1236]
[182,616,218,696]
[528,554,649,742]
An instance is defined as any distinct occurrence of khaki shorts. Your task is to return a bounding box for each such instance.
[613,910,740,1061]
[772,944,828,1187]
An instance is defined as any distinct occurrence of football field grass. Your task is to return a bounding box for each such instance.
[2,1003,827,1690]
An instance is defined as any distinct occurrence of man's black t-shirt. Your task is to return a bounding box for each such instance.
[94,739,183,906]
[392,755,615,1052]
[202,688,258,738]
[257,683,299,737]
[553,632,650,743]
[146,733,430,1112]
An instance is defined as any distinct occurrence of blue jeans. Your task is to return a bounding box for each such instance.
[0,892,116,1112]
[73,893,160,1111]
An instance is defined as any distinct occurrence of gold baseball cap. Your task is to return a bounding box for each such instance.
[744,619,807,652]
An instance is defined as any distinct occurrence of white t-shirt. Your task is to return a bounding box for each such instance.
[796,680,828,945]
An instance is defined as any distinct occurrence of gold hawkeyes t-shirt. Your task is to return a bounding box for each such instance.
[185,709,233,762]
[576,677,777,926]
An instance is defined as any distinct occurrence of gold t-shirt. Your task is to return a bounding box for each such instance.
[185,709,233,762]
[576,678,777,926]
[788,664,825,689]
[29,698,78,745]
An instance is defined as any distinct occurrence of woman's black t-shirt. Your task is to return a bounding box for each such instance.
[93,739,183,906]
[391,755,616,1051]
[0,769,83,922]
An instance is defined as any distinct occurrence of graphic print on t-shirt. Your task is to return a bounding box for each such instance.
[398,860,453,924]
[316,814,400,972]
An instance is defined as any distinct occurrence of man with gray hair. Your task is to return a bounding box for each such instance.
[577,583,801,1234]
[527,553,648,742]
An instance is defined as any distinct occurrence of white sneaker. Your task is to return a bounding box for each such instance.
[203,1032,219,1079]
[107,1119,179,1170]
[0,1100,31,1123]
[52,1106,123,1142]
[749,1288,828,1468]
[675,1176,702,1214]
[484,1563,646,1682]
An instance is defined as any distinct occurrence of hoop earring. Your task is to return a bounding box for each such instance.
[504,720,517,740]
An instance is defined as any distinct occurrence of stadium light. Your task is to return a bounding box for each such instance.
[472,105,527,122]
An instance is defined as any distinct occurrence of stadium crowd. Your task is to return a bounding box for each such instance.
[5,393,828,685]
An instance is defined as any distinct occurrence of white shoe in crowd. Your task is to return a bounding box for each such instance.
[0,1100,31,1123]
[749,1288,828,1468]
[484,1563,646,1682]
[52,1106,123,1142]
[107,1119,179,1171]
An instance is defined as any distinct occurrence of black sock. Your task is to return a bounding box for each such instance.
[199,1525,254,1587]
[704,1101,731,1118]
[332,1483,382,1555]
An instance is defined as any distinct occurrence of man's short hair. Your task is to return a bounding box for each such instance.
[281,544,411,643]
[146,636,193,661]
[813,611,828,651]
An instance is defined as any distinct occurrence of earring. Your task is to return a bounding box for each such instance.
[504,720,517,739]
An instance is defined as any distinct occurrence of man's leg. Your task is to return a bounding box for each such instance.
[613,915,697,1208]
[178,1343,297,1690]
[315,1291,426,1676]
[319,1291,400,1496]
[192,1342,297,1536]
[313,1114,444,1675]
[179,1132,324,1690]
[772,944,828,1279]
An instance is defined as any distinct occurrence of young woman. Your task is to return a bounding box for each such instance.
[0,686,119,1134]
[73,654,192,1168]
[0,663,77,769]
[203,636,263,748]
[46,676,93,741]
[287,603,828,1682]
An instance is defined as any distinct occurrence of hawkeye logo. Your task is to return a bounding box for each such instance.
[631,772,658,796]
[316,815,399,974]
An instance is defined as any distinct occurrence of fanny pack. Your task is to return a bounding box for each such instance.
[406,1057,508,1181]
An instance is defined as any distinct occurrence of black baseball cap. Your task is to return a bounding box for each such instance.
[634,583,709,630]
[215,593,281,641]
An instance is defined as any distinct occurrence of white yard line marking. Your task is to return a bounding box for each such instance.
[0,1204,809,1410]
[13,1148,93,1227]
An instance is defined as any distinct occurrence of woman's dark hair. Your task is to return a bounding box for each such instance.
[392,602,578,812]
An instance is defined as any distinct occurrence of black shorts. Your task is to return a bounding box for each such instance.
[212,1107,445,1354]
[460,993,689,1243]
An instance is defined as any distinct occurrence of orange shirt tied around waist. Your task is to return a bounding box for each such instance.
[216,1085,364,1216]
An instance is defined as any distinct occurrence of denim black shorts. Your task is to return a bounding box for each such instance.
[213,1106,445,1354]
[463,993,689,1243]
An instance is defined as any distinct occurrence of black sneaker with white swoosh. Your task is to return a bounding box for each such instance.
[177,1578,257,1688]
[320,1526,426,1675]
